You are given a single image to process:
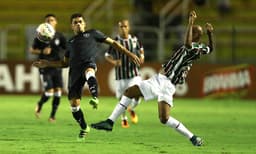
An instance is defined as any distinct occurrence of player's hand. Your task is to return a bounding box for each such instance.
[205,23,214,33]
[32,59,49,68]
[42,47,52,55]
[130,53,141,66]
[189,10,197,23]
[115,60,122,66]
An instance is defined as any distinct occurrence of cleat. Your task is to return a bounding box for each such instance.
[190,135,203,146]
[128,108,138,124]
[34,105,41,118]
[77,126,90,141]
[91,120,113,131]
[89,97,99,109]
[121,119,130,128]
[48,117,56,123]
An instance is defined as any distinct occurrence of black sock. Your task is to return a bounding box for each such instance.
[72,109,87,130]
[37,93,50,112]
[87,76,98,98]
[50,96,60,118]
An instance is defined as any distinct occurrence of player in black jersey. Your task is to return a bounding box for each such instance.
[30,14,67,123]
[33,13,141,140]
[91,10,214,146]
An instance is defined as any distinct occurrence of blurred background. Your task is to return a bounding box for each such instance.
[0,0,255,63]
[0,0,255,98]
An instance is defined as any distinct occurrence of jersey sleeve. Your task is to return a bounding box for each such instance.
[199,43,211,55]
[92,29,108,42]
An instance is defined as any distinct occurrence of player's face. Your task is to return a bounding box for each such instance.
[192,26,203,42]
[118,20,130,38]
[71,17,86,34]
[45,16,57,29]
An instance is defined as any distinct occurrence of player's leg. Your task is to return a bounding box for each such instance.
[49,87,62,122]
[158,102,202,146]
[49,70,63,122]
[85,67,99,109]
[91,85,143,131]
[35,74,53,118]
[68,77,89,140]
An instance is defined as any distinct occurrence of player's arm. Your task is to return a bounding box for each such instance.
[184,10,197,48]
[205,23,214,52]
[33,56,69,68]
[104,37,141,66]
[29,46,52,55]
[105,52,121,66]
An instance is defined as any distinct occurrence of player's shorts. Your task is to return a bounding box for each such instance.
[137,73,176,106]
[68,62,97,100]
[40,69,63,91]
[115,76,142,98]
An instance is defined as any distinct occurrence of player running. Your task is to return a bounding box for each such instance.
[91,10,214,146]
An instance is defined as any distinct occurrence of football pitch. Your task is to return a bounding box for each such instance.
[0,95,256,154]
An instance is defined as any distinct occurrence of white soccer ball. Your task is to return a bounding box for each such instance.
[36,23,55,43]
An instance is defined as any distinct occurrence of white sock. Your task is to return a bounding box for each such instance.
[165,116,193,139]
[130,98,140,110]
[109,96,132,122]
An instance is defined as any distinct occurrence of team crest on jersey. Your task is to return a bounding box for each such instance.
[83,33,90,38]
[54,38,60,45]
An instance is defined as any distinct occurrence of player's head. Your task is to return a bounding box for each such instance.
[45,14,57,29]
[118,19,130,38]
[192,25,203,42]
[70,13,86,34]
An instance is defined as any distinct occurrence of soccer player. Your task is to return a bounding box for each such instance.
[33,13,141,140]
[30,14,67,123]
[105,19,144,128]
[91,10,214,146]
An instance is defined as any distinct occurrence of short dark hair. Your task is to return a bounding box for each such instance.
[45,13,56,19]
[70,13,84,23]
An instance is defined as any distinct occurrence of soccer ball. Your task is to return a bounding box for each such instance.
[36,23,55,43]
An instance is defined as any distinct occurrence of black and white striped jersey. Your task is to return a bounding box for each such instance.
[106,34,144,80]
[162,42,212,85]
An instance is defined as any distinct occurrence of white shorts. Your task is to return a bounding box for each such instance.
[137,73,176,106]
[115,76,142,98]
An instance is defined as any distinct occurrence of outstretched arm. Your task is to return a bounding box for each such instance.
[104,37,141,66]
[184,10,197,48]
[205,23,214,52]
[33,56,69,68]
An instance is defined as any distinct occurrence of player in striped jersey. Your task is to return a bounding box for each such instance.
[92,10,213,146]
[105,19,144,128]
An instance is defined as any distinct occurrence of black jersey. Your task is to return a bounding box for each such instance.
[32,31,67,73]
[65,29,107,73]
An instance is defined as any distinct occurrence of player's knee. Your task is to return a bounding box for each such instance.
[124,85,141,98]
[70,98,80,107]
[159,116,169,124]
[85,69,96,80]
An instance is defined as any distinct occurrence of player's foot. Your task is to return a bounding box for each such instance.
[121,119,130,128]
[128,108,138,124]
[91,120,113,131]
[89,97,99,109]
[190,135,203,146]
[77,126,90,141]
[48,117,56,123]
[34,105,41,118]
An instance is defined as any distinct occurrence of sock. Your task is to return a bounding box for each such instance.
[165,116,193,139]
[50,96,60,118]
[109,96,132,122]
[37,93,51,111]
[130,98,140,111]
[71,107,87,130]
[87,76,98,98]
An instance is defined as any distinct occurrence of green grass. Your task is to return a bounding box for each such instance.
[0,95,256,154]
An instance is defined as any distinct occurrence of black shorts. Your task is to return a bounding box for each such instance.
[68,62,97,100]
[40,69,63,91]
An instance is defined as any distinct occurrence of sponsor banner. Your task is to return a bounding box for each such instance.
[202,64,256,98]
[0,61,256,99]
